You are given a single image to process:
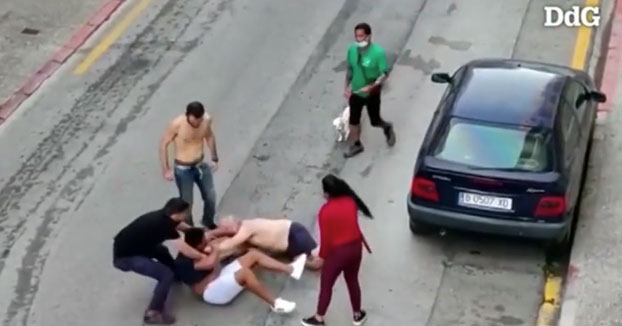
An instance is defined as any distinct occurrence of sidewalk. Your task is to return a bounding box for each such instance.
[559,1,622,324]
[0,0,123,123]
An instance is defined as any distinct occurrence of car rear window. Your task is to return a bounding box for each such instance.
[431,118,552,172]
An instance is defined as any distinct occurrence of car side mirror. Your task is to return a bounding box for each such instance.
[576,93,587,107]
[589,91,606,103]
[431,73,452,84]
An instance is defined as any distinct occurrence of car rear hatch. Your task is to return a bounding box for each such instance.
[411,157,566,222]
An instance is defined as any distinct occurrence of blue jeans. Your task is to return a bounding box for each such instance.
[113,246,176,312]
[174,161,216,227]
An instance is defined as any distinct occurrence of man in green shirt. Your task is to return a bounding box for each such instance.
[343,22,396,158]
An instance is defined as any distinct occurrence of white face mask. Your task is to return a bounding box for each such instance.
[356,40,368,48]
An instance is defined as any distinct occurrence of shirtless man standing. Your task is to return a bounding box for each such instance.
[212,216,323,270]
[160,101,219,229]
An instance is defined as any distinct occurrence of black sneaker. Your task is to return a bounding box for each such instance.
[384,124,396,147]
[353,310,367,326]
[143,311,175,325]
[301,316,325,326]
[344,143,364,158]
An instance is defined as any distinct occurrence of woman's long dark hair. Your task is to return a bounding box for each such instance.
[321,174,373,218]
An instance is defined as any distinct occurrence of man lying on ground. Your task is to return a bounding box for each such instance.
[208,216,324,270]
[175,227,306,312]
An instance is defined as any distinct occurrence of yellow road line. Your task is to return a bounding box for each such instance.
[571,0,600,69]
[537,0,599,324]
[73,0,152,75]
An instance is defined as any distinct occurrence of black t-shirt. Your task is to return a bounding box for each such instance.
[175,253,211,286]
[113,209,180,258]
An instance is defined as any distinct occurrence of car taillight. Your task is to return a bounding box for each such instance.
[411,177,439,201]
[534,196,566,218]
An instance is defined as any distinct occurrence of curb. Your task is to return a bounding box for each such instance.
[558,264,582,326]
[536,0,618,325]
[0,0,127,125]
[537,274,563,325]
[599,0,622,112]
[558,0,622,325]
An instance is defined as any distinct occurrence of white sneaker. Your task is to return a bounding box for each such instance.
[290,254,307,280]
[272,298,296,314]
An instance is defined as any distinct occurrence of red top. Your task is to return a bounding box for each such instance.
[318,196,364,259]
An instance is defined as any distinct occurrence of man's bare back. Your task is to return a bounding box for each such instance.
[216,218,291,253]
[244,218,291,252]
[214,217,323,270]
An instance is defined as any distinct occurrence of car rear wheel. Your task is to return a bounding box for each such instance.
[544,224,572,256]
[409,218,438,235]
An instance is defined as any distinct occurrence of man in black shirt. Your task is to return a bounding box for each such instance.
[113,197,206,325]
[175,228,306,312]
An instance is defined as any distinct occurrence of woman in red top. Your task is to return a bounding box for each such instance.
[301,174,372,326]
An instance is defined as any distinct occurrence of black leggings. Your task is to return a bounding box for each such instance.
[316,240,363,315]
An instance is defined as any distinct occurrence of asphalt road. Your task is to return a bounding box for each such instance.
[0,0,587,325]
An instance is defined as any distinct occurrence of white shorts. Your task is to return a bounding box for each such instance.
[202,260,244,305]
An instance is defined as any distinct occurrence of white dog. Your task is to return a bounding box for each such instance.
[333,106,350,142]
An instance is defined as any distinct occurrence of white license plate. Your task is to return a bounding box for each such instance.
[459,192,512,211]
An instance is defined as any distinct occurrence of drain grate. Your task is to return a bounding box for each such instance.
[21,28,40,35]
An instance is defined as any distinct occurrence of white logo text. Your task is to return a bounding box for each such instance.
[544,6,600,27]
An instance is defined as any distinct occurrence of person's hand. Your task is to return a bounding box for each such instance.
[358,85,373,93]
[344,87,351,99]
[225,223,236,233]
[210,160,218,172]
[163,168,174,181]
[204,232,217,242]
[203,245,213,254]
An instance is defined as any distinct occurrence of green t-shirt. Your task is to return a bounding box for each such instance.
[347,43,388,97]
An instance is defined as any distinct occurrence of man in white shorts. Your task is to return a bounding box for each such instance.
[210,216,324,270]
[175,227,306,312]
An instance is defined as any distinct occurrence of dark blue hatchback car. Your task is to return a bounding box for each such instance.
[407,59,606,250]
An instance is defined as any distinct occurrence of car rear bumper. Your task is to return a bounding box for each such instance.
[407,199,570,240]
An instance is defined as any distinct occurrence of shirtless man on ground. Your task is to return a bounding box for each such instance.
[160,101,219,229]
[210,216,324,270]
[175,227,305,312]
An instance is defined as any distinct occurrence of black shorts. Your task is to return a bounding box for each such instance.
[348,93,382,126]
[286,222,317,258]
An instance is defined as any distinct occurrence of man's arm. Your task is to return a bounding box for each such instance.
[194,245,220,270]
[345,48,353,92]
[372,48,389,87]
[206,227,236,239]
[359,49,389,94]
[176,222,195,232]
[373,72,388,86]
[204,117,218,163]
[345,65,353,89]
[172,237,206,260]
[159,119,179,175]
[216,226,251,252]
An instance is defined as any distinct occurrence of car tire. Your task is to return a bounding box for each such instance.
[409,218,438,235]
[544,227,571,257]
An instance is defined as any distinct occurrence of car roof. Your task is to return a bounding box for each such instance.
[449,59,573,129]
